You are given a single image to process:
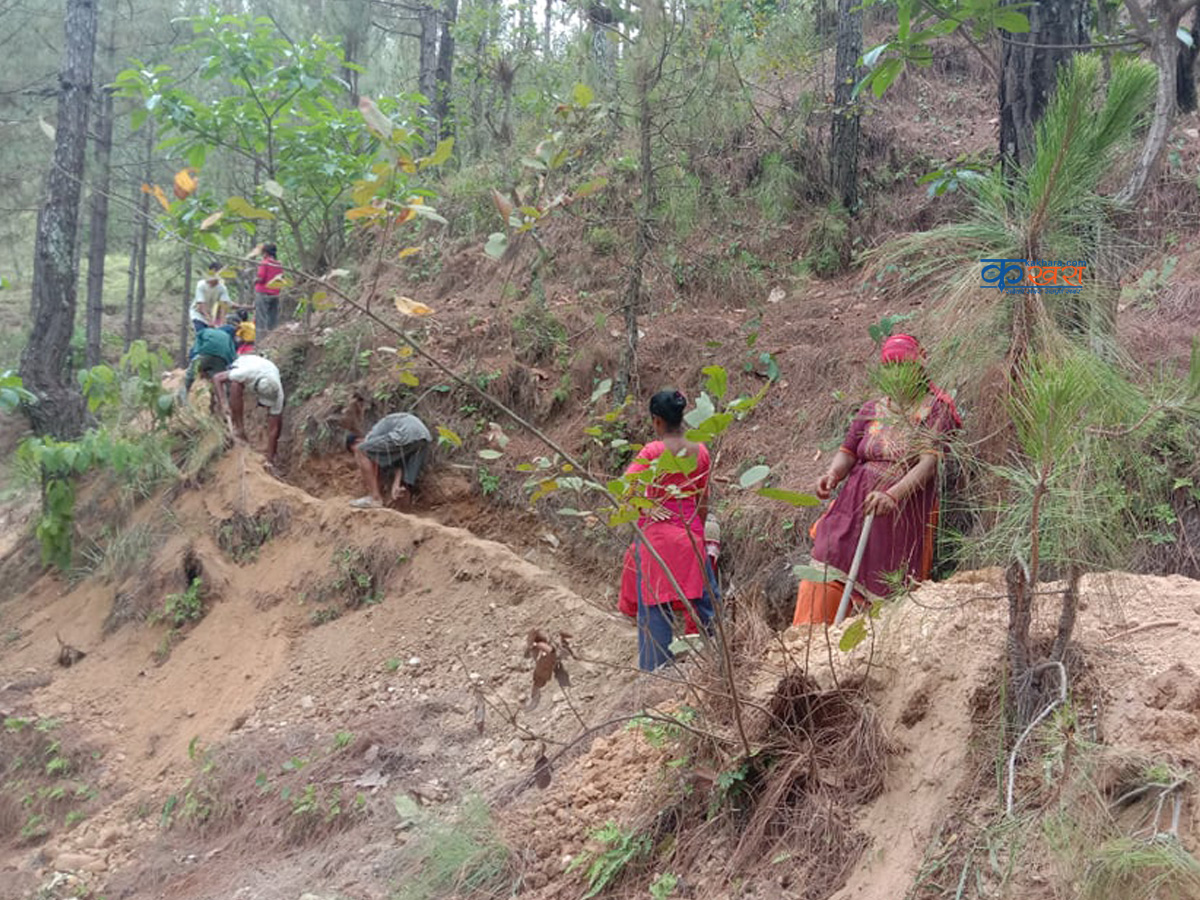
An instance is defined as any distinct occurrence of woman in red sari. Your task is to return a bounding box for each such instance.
[793,335,960,625]
[617,390,718,670]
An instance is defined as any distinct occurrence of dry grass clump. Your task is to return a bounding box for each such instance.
[216,500,292,564]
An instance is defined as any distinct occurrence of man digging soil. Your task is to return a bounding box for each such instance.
[346,411,432,509]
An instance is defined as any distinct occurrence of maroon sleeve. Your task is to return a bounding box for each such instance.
[840,402,874,458]
[255,261,268,289]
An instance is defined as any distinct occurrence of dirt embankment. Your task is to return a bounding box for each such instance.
[0,448,648,899]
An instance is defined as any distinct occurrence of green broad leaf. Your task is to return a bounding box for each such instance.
[839,618,868,652]
[484,232,508,260]
[187,144,207,170]
[757,487,820,507]
[477,448,503,460]
[572,83,595,107]
[408,204,448,225]
[993,9,1030,33]
[226,196,275,220]
[558,508,583,516]
[738,465,770,488]
[871,58,904,98]
[683,392,716,428]
[263,179,285,198]
[583,426,603,436]
[792,565,835,583]
[608,508,640,526]
[420,137,454,170]
[703,365,728,401]
[436,425,462,448]
[572,177,608,199]
[590,378,612,402]
[656,449,699,475]
[606,478,627,496]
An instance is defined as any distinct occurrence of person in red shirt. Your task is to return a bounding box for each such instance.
[254,243,283,334]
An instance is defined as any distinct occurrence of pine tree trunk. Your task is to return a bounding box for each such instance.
[84,85,113,368]
[123,184,138,351]
[418,5,439,108]
[616,0,660,401]
[133,125,151,341]
[19,0,99,439]
[434,0,458,137]
[830,0,862,213]
[998,0,1086,170]
[1116,0,1191,204]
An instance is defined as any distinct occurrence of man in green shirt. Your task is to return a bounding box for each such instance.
[179,326,236,407]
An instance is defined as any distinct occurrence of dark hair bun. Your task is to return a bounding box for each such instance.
[649,389,687,426]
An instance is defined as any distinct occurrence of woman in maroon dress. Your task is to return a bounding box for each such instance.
[793,334,960,625]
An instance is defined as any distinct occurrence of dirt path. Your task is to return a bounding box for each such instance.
[0,448,643,899]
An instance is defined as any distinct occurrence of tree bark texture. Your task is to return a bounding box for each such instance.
[998,0,1087,170]
[434,0,458,137]
[123,180,138,351]
[133,124,151,342]
[19,0,99,439]
[417,5,439,105]
[830,0,862,212]
[616,0,661,401]
[1116,0,1196,204]
[84,85,113,368]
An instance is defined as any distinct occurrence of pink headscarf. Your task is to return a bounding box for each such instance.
[878,333,961,427]
[880,333,924,364]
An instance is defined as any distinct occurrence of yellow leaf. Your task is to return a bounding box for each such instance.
[351,181,374,207]
[173,168,198,200]
[346,205,385,220]
[398,346,413,359]
[152,185,170,211]
[266,275,291,289]
[394,296,434,316]
[218,267,238,280]
[398,154,417,174]
[199,210,224,231]
[398,247,421,259]
[397,369,419,387]
[418,137,454,170]
[226,196,275,220]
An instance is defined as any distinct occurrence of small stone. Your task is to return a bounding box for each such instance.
[408,657,422,667]
[299,696,315,710]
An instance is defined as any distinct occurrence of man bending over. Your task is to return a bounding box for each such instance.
[212,353,284,465]
[346,412,431,509]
